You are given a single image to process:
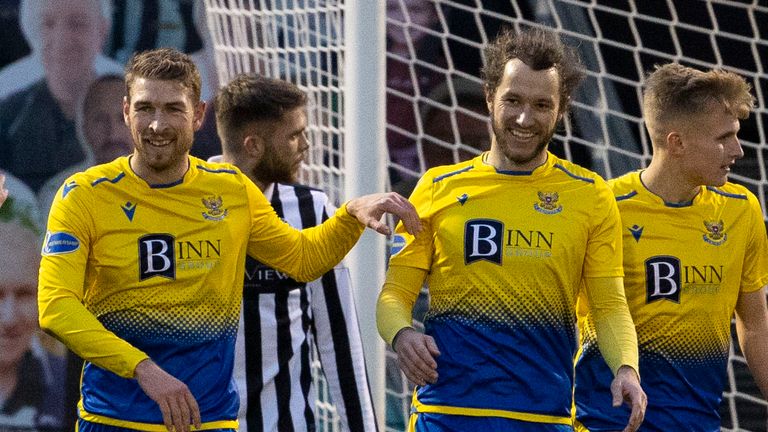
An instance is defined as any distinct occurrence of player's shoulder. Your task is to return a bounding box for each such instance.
[194,156,245,178]
[706,181,753,202]
[421,156,479,184]
[606,171,640,198]
[550,155,605,186]
[64,157,129,191]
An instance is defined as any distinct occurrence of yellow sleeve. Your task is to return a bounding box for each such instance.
[583,276,639,376]
[38,177,149,378]
[245,180,365,282]
[376,264,428,345]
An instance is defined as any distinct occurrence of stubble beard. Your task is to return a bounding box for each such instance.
[491,118,555,167]
[252,153,297,186]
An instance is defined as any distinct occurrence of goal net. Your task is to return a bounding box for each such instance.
[203,1,768,431]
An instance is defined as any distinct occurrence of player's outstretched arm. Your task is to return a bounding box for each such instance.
[610,365,646,432]
[0,172,7,208]
[135,359,202,432]
[735,287,768,399]
[346,192,422,236]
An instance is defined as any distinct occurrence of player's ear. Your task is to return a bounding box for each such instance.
[666,131,685,156]
[244,133,266,163]
[123,96,130,126]
[192,101,206,131]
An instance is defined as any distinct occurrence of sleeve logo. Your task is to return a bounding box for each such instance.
[390,234,407,256]
[42,232,80,255]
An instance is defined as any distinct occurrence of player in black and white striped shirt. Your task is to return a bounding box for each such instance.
[213,74,378,432]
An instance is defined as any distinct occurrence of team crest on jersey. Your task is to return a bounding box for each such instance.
[534,191,562,215]
[202,196,228,221]
[702,220,727,246]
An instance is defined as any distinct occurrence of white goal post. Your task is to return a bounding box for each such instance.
[203,1,768,431]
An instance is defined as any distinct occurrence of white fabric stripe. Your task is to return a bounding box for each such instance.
[258,293,279,431]
[287,289,308,431]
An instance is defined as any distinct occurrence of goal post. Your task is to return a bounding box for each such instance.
[342,1,388,427]
[204,1,768,431]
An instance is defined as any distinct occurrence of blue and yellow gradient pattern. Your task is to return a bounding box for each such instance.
[39,156,364,430]
[575,171,768,431]
[388,153,623,424]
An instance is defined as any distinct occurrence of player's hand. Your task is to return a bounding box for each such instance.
[135,359,202,432]
[611,365,646,432]
[0,173,8,208]
[346,192,422,236]
[393,327,440,386]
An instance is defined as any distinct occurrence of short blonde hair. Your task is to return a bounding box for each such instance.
[643,63,754,142]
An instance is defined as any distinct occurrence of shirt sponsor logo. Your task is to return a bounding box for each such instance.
[465,219,503,264]
[42,231,80,255]
[139,235,224,280]
[702,220,727,246]
[645,255,723,303]
[202,195,228,221]
[139,234,176,280]
[645,256,681,303]
[534,191,562,215]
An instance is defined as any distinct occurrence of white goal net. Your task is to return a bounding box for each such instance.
[204,1,768,431]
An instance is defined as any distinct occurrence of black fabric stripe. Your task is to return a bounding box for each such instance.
[294,186,317,227]
[319,270,366,429]
[275,287,295,432]
[299,282,315,429]
[271,185,285,219]
[243,275,264,432]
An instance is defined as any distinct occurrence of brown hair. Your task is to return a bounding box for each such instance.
[124,48,201,103]
[481,27,585,114]
[643,63,754,141]
[215,74,307,155]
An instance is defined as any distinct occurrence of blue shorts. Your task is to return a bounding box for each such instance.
[77,419,235,432]
[410,412,574,432]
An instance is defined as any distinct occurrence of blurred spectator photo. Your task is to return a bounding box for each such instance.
[0,0,113,193]
[0,0,122,99]
[37,74,133,217]
[0,218,66,430]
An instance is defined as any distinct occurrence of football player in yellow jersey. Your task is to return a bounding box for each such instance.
[37,48,421,432]
[377,28,646,432]
[574,64,768,431]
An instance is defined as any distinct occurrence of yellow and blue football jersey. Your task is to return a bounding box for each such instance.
[389,152,623,425]
[38,156,363,430]
[574,171,768,431]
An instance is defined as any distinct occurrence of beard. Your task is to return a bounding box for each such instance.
[251,152,298,186]
[490,113,556,167]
